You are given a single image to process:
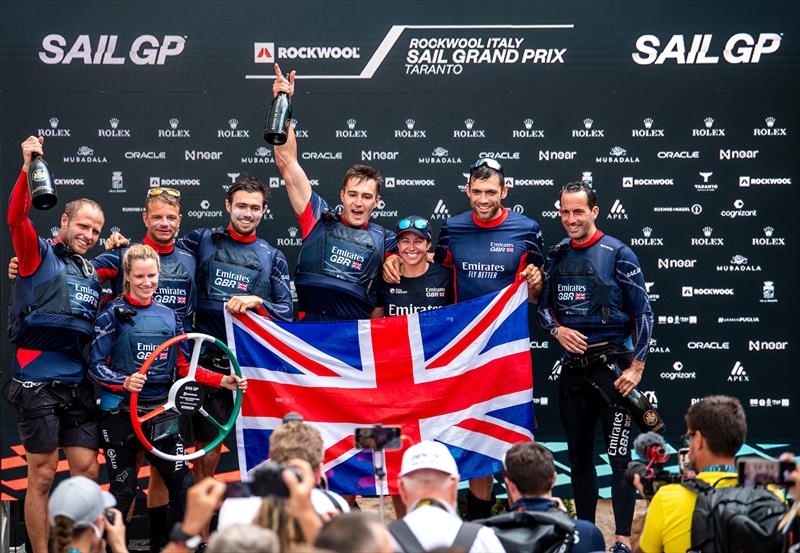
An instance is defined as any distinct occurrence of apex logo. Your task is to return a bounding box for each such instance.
[254,42,275,63]
[430,199,450,220]
[727,361,749,382]
[607,199,628,220]
[548,360,562,381]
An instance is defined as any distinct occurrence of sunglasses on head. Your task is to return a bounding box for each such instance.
[469,158,504,175]
[146,187,181,200]
[397,218,430,231]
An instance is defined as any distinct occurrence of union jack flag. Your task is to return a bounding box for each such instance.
[225,281,534,495]
[237,282,249,291]
[575,292,586,300]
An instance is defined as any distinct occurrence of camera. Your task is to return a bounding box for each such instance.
[625,432,682,499]
[224,460,303,500]
[354,425,402,451]
[737,457,796,487]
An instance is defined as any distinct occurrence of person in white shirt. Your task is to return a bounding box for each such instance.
[390,440,505,553]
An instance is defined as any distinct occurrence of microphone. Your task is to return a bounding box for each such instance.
[634,431,669,463]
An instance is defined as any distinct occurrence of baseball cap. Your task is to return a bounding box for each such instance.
[399,440,459,477]
[48,476,116,528]
[395,215,432,241]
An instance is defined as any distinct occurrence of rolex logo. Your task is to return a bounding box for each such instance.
[765,116,776,128]
[524,118,534,129]
[583,118,593,129]
[228,118,239,129]
[406,119,415,129]
[169,118,179,129]
[110,117,119,129]
[291,118,298,128]
[764,226,774,237]
[288,226,298,238]
[642,227,652,238]
[110,226,121,235]
[643,117,653,129]
[704,117,714,128]
[50,225,60,237]
[346,118,357,130]
[464,118,475,130]
[49,117,59,128]
[703,226,713,237]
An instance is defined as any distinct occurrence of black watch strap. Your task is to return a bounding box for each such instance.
[169,522,201,550]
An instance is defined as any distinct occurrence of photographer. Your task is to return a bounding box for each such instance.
[636,395,783,553]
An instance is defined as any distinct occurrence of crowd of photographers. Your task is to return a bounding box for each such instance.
[46,394,799,553]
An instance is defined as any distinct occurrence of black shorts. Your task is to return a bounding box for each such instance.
[7,379,98,454]
[191,386,233,444]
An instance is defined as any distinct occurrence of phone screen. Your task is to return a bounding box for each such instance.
[737,456,794,486]
[354,426,402,450]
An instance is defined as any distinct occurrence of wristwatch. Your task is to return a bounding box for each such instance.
[549,326,560,337]
[169,522,202,551]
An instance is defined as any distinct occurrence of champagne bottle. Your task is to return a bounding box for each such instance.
[264,77,292,145]
[626,387,666,434]
[28,152,58,210]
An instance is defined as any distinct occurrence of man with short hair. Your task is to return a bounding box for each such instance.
[314,512,393,553]
[391,441,504,552]
[636,396,748,553]
[7,136,104,553]
[487,441,605,553]
[537,181,654,553]
[272,64,397,322]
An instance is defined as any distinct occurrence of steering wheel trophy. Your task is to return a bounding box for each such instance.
[130,333,243,461]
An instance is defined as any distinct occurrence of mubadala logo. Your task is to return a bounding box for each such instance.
[727,361,749,382]
[277,226,302,247]
[541,200,561,219]
[717,254,761,272]
[98,117,131,137]
[631,227,663,246]
[548,360,562,381]
[623,176,673,188]
[453,118,485,138]
[479,151,519,160]
[632,117,665,137]
[644,281,660,302]
[109,171,125,193]
[38,116,71,137]
[187,200,223,219]
[695,171,718,192]
[158,118,190,138]
[394,118,427,139]
[754,116,788,137]
[607,199,628,220]
[658,258,697,269]
[760,280,777,303]
[633,33,782,65]
[431,199,450,220]
[383,176,435,187]
[217,118,250,138]
[53,177,84,186]
[660,361,696,380]
[419,147,461,165]
[648,338,669,354]
[39,34,186,65]
[688,341,729,350]
[721,199,757,218]
[752,226,785,246]
[302,151,343,160]
[572,118,605,138]
[63,146,107,164]
[739,175,792,186]
[691,117,726,137]
[682,286,734,297]
[657,315,698,325]
[657,150,700,159]
[720,148,758,160]
[539,150,576,161]
[242,146,275,164]
[335,119,367,138]
[125,150,166,160]
[691,226,724,246]
[362,150,399,161]
[749,340,788,351]
[149,176,200,187]
[185,150,222,161]
[597,146,639,164]
[513,118,545,138]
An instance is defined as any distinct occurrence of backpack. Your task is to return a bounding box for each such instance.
[478,508,576,553]
[389,519,483,553]
[682,476,789,553]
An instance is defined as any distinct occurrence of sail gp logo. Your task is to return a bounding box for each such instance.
[40,34,186,65]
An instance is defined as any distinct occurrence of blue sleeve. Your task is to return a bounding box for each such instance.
[91,248,123,283]
[573,520,606,553]
[525,220,545,267]
[88,308,127,389]
[263,249,293,322]
[433,221,451,264]
[536,255,559,330]
[175,228,205,255]
[384,229,398,255]
[615,246,653,362]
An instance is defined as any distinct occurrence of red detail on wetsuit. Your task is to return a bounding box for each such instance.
[95,266,118,282]
[339,212,369,230]
[296,200,318,240]
[143,234,175,254]
[15,348,42,368]
[471,206,508,229]
[125,294,152,307]
[7,171,41,277]
[571,229,604,249]
[226,224,257,244]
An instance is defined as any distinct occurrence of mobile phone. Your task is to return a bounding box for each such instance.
[737,456,796,486]
[250,461,302,499]
[105,509,116,524]
[223,481,253,500]
[354,426,402,451]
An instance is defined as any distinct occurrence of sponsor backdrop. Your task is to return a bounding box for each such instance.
[1,0,799,503]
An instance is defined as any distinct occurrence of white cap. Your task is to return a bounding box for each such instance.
[399,441,459,478]
[48,476,116,528]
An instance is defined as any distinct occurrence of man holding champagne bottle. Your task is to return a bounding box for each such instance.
[537,181,657,553]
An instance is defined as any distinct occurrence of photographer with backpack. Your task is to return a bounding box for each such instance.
[636,395,787,553]
[480,442,605,553]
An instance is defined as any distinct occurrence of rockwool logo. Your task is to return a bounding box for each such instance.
[607,199,628,220]
[254,42,274,63]
[727,361,749,382]
[40,34,186,65]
